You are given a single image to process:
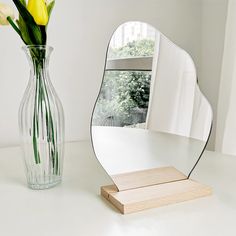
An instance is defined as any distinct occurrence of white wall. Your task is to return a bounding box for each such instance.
[215,0,236,155]
[0,0,227,147]
[199,0,228,150]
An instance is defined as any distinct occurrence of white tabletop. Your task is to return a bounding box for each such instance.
[0,141,235,236]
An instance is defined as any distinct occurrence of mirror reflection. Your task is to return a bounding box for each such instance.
[93,22,156,128]
[91,22,212,191]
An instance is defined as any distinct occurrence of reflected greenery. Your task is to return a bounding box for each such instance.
[93,39,154,127]
[108,39,155,58]
[93,71,151,126]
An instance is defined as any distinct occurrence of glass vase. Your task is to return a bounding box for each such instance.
[19,45,65,190]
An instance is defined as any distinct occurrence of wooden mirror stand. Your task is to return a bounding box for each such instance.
[101,167,212,214]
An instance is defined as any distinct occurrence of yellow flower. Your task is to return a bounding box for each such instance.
[27,0,48,26]
[0,3,14,25]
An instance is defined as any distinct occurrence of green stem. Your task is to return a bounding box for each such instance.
[34,60,59,174]
[41,73,58,174]
[30,52,59,175]
[7,16,22,37]
[32,65,40,164]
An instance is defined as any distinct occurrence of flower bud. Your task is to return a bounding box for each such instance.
[0,3,14,25]
[27,0,48,26]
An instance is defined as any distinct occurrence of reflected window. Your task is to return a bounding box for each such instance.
[93,22,158,128]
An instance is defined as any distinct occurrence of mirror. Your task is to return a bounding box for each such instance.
[91,22,212,191]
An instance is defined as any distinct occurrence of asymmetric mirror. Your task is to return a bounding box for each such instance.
[91,22,212,191]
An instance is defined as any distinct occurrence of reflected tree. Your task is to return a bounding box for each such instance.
[93,39,155,127]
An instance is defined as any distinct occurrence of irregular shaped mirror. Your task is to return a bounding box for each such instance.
[91,22,212,191]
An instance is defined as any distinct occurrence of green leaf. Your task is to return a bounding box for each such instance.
[12,0,43,45]
[19,0,26,7]
[40,25,47,45]
[16,19,33,45]
[47,0,55,21]
[16,2,33,45]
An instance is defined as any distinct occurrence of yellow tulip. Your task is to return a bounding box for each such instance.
[0,3,14,25]
[27,0,48,26]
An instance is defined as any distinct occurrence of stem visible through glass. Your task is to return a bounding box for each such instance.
[30,49,59,175]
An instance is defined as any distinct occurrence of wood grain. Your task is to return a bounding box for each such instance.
[101,179,212,214]
[111,166,187,191]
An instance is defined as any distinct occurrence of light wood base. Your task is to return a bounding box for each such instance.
[101,179,212,214]
[112,166,187,191]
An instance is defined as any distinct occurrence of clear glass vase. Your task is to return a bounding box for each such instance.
[19,45,65,190]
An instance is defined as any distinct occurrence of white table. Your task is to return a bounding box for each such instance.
[0,141,235,236]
